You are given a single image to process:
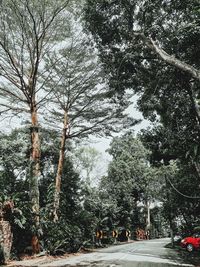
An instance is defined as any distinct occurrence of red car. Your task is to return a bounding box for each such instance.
[180,234,200,252]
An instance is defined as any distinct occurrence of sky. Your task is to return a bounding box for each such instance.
[88,95,151,178]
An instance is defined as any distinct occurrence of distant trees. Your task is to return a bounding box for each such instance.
[74,146,101,184]
[100,132,159,233]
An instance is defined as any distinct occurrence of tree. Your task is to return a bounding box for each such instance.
[160,161,200,239]
[100,132,156,231]
[43,12,138,221]
[140,127,200,236]
[74,146,101,184]
[0,0,75,236]
[84,0,200,178]
[80,181,119,244]
[84,1,200,86]
[139,125,194,167]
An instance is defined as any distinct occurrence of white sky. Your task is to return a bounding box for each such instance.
[88,95,151,178]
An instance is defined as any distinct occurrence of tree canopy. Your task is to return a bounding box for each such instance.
[84,0,200,177]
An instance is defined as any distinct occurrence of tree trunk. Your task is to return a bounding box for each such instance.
[145,200,151,239]
[30,101,41,240]
[170,227,174,248]
[144,199,151,228]
[53,111,68,222]
[0,221,13,264]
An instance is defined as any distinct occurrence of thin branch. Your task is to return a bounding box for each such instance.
[166,175,200,199]
[0,87,27,103]
[41,0,70,37]
[0,103,29,113]
[69,115,112,138]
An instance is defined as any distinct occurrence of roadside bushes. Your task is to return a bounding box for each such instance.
[42,219,83,255]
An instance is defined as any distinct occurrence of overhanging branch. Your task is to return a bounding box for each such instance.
[133,32,200,81]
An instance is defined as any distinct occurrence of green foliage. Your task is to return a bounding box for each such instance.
[84,0,200,179]
[155,161,200,234]
[0,194,27,227]
[0,128,29,195]
[0,128,88,256]
[42,220,83,255]
[139,126,178,166]
[84,0,200,234]
[139,124,200,234]
[84,0,200,91]
[39,150,87,254]
[99,133,157,231]
[193,226,200,233]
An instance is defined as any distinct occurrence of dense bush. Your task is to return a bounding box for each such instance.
[42,219,83,255]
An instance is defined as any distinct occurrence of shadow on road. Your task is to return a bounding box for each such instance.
[68,260,195,267]
[165,243,200,266]
[177,249,200,266]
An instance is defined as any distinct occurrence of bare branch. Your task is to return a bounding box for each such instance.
[0,86,27,103]
[69,115,111,138]
[0,103,29,113]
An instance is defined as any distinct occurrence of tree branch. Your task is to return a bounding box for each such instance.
[133,32,200,81]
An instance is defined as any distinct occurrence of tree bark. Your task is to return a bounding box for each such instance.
[30,99,41,239]
[0,221,12,263]
[53,110,68,222]
[146,201,151,229]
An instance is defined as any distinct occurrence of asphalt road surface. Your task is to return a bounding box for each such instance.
[11,238,198,267]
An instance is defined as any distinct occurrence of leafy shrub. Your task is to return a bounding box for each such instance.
[42,219,83,255]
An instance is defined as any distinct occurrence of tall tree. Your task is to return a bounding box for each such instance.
[44,13,138,221]
[0,0,73,238]
[101,133,155,230]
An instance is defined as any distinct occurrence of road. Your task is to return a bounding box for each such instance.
[10,238,197,267]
